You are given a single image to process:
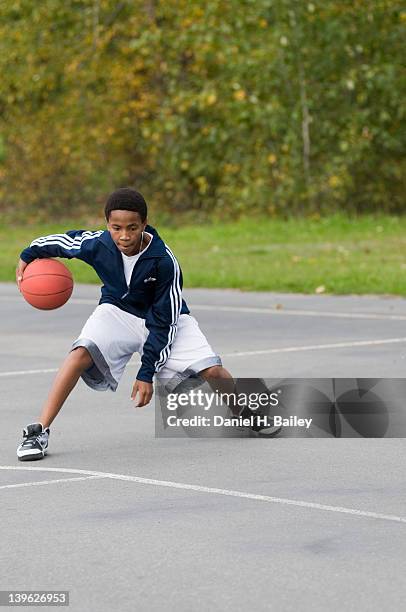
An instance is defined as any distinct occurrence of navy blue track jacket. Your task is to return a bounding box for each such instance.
[20,225,190,383]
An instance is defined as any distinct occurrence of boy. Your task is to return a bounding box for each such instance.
[16,188,278,460]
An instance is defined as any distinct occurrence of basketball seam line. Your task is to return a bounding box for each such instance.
[21,287,73,297]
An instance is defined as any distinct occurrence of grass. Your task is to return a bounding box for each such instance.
[1,214,406,294]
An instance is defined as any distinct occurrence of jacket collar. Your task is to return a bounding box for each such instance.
[98,225,167,258]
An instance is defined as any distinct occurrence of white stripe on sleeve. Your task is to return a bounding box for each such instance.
[154,248,182,372]
[31,231,103,251]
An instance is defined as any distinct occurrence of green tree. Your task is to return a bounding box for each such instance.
[0,0,404,220]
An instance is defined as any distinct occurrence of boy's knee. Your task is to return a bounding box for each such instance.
[200,365,225,380]
[71,347,94,370]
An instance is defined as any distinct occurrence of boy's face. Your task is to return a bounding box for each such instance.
[107,210,147,256]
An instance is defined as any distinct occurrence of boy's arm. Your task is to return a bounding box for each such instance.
[19,230,102,265]
[136,254,182,385]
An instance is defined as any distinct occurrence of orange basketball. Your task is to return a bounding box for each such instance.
[20,259,74,310]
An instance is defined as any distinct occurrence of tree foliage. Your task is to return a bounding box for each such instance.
[0,0,404,220]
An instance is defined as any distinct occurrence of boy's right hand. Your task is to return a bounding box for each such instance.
[16,258,28,292]
[131,379,154,408]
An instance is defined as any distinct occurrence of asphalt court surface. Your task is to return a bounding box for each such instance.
[1,282,406,611]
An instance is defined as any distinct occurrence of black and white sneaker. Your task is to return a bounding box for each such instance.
[17,423,50,461]
[240,407,282,437]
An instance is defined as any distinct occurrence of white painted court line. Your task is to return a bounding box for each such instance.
[191,304,406,322]
[222,336,406,358]
[1,465,405,525]
[3,295,406,321]
[1,336,406,377]
[0,475,106,490]
[0,368,60,377]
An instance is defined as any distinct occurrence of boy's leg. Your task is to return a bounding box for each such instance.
[199,365,240,416]
[155,314,281,435]
[17,347,94,460]
[38,347,94,428]
[199,365,282,435]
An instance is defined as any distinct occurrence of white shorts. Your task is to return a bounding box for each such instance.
[70,303,221,392]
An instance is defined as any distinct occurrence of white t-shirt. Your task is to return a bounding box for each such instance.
[121,232,153,286]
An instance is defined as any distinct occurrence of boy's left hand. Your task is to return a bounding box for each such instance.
[16,258,28,292]
[131,380,153,407]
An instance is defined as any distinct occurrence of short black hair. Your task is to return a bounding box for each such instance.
[104,187,148,222]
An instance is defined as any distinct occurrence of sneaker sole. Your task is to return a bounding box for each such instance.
[251,425,282,437]
[17,449,47,462]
